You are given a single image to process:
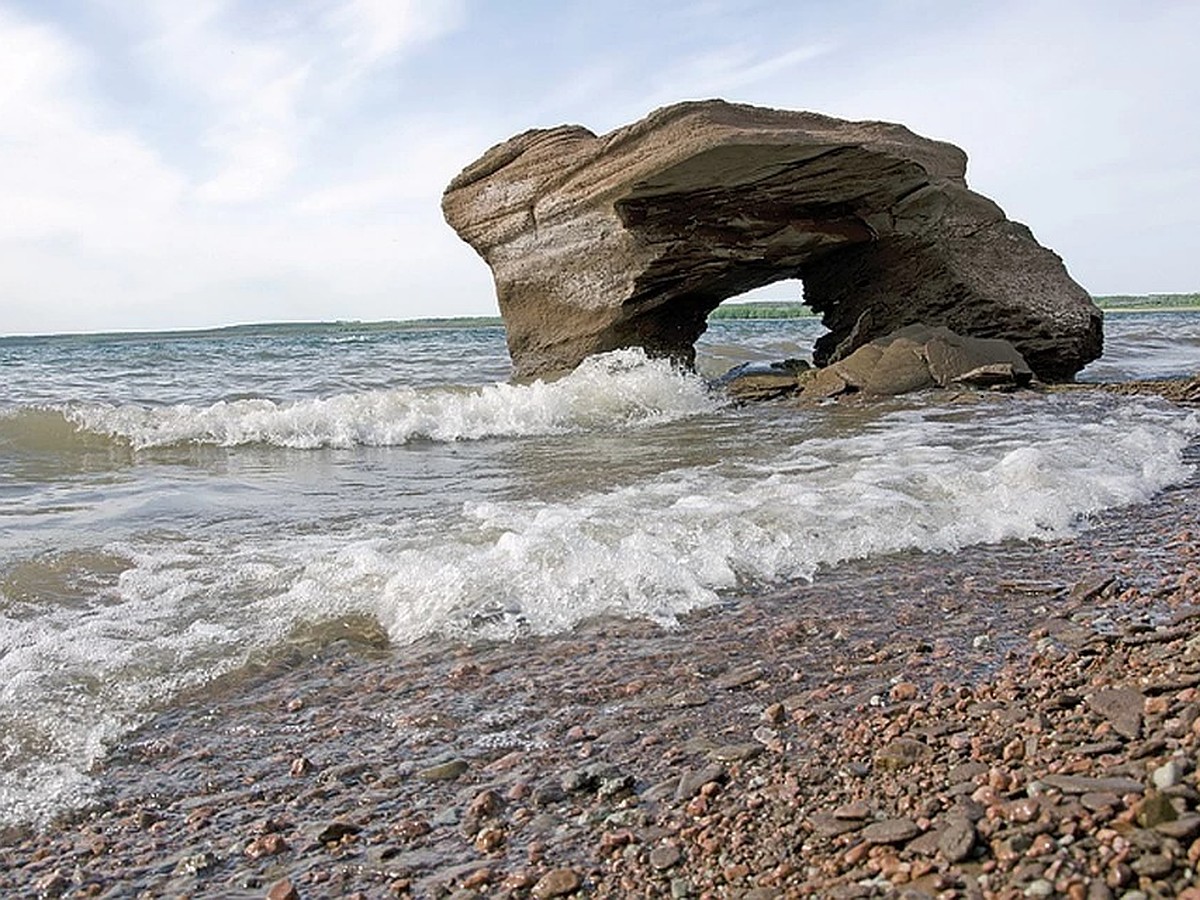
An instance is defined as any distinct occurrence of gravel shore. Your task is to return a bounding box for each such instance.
[4,446,1200,899]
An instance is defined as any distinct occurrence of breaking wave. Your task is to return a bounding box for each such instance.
[60,350,720,449]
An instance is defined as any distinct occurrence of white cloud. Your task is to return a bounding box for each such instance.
[331,0,463,71]
[0,8,185,252]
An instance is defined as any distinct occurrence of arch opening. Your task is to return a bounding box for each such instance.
[697,278,830,380]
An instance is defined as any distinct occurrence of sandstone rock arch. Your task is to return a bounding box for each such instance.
[442,100,1102,382]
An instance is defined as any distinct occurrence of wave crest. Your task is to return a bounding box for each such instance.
[65,349,719,449]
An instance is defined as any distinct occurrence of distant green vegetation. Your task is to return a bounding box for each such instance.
[708,295,1200,320]
[709,301,815,319]
[1093,293,1200,310]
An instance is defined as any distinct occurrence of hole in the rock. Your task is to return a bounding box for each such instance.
[697,279,829,379]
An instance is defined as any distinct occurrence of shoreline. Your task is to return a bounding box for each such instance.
[3,446,1200,898]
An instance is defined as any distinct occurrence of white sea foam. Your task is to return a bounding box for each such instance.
[64,349,719,449]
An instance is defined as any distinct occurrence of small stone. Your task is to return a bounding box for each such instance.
[418,758,469,781]
[714,665,764,690]
[1042,774,1145,795]
[762,703,786,725]
[245,833,289,859]
[1152,759,1186,790]
[675,764,725,800]
[531,867,582,899]
[889,682,919,702]
[1087,687,1144,740]
[862,818,920,845]
[708,742,763,762]
[833,800,872,820]
[315,821,362,844]
[1136,791,1178,828]
[809,812,864,837]
[33,871,68,899]
[468,789,505,820]
[875,738,932,770]
[1080,791,1122,812]
[1024,879,1054,898]
[289,756,314,777]
[1132,853,1174,878]
[175,851,218,875]
[474,825,505,853]
[649,844,682,870]
[1155,814,1200,840]
[937,816,975,863]
[267,879,300,900]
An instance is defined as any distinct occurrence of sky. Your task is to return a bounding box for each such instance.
[1,0,1197,335]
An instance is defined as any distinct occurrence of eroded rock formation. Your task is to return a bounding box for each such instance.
[442,100,1102,382]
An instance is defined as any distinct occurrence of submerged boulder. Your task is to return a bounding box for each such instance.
[442,100,1102,382]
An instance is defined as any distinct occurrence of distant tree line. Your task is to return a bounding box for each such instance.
[1092,294,1200,310]
[707,294,1200,320]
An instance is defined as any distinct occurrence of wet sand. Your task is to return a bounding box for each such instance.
[4,445,1200,899]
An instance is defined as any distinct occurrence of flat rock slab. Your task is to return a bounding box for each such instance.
[443,100,1102,382]
[1087,687,1145,740]
[1041,774,1146,794]
[862,818,921,845]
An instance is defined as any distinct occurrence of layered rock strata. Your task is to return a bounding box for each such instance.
[442,100,1102,381]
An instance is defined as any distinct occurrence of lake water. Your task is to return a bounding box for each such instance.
[2,312,1199,826]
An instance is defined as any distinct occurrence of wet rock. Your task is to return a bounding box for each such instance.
[723,371,802,402]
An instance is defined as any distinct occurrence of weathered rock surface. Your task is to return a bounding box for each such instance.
[722,324,1034,401]
[443,99,1102,381]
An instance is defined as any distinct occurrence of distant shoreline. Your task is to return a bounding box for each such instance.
[3,295,1198,341]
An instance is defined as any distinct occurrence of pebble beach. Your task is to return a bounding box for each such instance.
[5,389,1200,899]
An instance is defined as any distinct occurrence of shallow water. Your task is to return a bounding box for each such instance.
[1,313,1198,825]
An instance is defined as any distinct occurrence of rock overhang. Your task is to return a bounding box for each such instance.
[442,100,1102,382]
